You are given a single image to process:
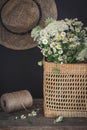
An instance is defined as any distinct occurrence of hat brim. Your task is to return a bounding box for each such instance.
[0,0,57,50]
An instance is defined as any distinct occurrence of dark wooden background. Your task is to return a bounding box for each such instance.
[0,0,87,98]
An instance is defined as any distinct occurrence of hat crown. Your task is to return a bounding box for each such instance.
[1,0,40,33]
[0,0,57,50]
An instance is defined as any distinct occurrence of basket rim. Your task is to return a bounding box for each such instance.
[43,57,87,66]
[43,57,87,65]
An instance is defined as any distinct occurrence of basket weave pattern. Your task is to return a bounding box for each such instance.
[43,60,87,117]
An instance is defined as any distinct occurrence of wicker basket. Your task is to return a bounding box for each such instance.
[43,59,87,117]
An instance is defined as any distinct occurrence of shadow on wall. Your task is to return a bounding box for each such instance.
[56,0,87,26]
[0,46,43,98]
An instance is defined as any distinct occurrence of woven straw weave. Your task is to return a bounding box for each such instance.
[43,60,87,117]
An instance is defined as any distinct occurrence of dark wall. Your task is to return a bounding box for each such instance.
[0,0,87,98]
[56,0,87,25]
[0,47,43,98]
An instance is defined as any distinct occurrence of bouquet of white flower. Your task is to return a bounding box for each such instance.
[31,18,87,63]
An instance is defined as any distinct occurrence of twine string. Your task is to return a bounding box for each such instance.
[1,90,33,112]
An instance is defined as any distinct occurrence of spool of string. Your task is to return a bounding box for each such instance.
[1,90,33,112]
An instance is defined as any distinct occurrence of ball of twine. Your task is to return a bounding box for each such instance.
[1,90,33,113]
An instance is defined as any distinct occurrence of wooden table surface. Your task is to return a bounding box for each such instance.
[0,99,87,130]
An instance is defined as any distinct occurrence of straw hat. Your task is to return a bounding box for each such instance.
[0,0,57,50]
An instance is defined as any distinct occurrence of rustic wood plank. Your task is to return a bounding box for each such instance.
[0,99,87,130]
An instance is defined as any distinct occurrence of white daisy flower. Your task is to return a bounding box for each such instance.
[62,38,68,43]
[75,28,80,32]
[61,32,66,38]
[41,49,47,56]
[58,56,63,61]
[53,48,57,53]
[58,49,63,54]
[76,41,80,46]
[48,50,52,55]
[55,34,61,41]
[63,55,67,60]
[69,38,73,42]
[42,39,48,45]
[56,45,62,49]
[50,42,55,48]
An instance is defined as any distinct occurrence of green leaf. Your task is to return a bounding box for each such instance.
[53,116,64,124]
[37,61,43,66]
[45,18,55,26]
[53,68,60,74]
